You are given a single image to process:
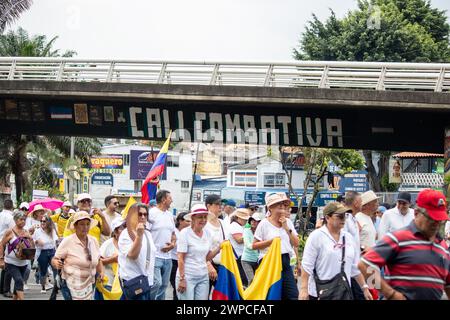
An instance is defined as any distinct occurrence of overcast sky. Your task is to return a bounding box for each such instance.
[8,0,450,62]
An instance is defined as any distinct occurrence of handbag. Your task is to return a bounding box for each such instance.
[121,232,152,299]
[10,230,36,260]
[313,235,354,300]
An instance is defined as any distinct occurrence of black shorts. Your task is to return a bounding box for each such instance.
[5,263,27,293]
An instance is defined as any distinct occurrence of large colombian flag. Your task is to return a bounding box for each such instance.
[140,132,171,204]
[243,237,282,300]
[212,240,245,300]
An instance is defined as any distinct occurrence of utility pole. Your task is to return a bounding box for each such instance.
[188,142,200,211]
[69,136,75,204]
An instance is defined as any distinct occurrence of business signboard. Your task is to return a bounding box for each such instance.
[88,155,123,169]
[91,173,114,186]
[130,150,166,180]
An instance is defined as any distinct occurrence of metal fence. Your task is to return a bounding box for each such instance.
[0,57,450,92]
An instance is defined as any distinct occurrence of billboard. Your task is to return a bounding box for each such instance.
[88,155,123,169]
[389,158,402,184]
[130,150,166,180]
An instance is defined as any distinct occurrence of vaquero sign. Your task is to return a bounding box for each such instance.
[89,155,123,169]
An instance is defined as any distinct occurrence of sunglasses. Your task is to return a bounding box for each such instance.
[84,247,92,262]
[113,202,120,205]
[331,213,346,220]
[40,220,47,223]
[138,212,148,217]
[398,201,409,205]
[80,199,92,203]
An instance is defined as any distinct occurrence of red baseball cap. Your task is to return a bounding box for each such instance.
[416,189,448,221]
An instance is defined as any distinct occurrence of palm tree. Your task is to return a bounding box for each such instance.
[0,27,76,57]
[0,0,33,34]
[0,28,100,201]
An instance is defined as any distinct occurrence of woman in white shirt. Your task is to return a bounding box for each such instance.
[300,202,372,300]
[176,204,221,300]
[204,194,228,291]
[253,192,299,300]
[227,208,251,286]
[33,215,58,293]
[118,204,156,300]
[170,212,191,300]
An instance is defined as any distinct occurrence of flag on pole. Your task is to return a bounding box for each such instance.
[121,196,137,219]
[141,132,171,204]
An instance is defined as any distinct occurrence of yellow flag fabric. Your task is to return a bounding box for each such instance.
[95,263,123,300]
[121,196,137,219]
[243,237,282,300]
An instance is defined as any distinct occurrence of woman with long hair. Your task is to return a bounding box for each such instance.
[118,203,156,300]
[33,214,58,293]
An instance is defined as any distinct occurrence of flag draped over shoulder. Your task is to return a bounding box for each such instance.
[95,263,123,300]
[243,237,282,300]
[141,132,171,204]
[212,240,245,300]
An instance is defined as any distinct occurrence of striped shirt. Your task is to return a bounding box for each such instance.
[361,221,450,300]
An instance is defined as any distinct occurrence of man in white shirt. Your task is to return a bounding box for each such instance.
[355,191,380,251]
[148,190,176,300]
[343,191,362,251]
[377,192,414,239]
[100,195,121,245]
[0,199,14,297]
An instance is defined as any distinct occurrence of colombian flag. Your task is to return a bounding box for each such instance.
[243,237,282,300]
[141,132,171,204]
[212,241,244,300]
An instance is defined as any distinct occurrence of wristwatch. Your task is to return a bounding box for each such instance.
[362,284,369,289]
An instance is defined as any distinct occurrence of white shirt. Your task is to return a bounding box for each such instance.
[148,207,176,260]
[170,228,180,260]
[100,238,118,287]
[302,226,360,297]
[222,214,231,229]
[100,210,121,245]
[25,217,41,232]
[355,212,377,248]
[378,207,414,239]
[0,210,14,240]
[176,227,213,277]
[254,218,298,261]
[228,222,245,258]
[205,219,228,265]
[344,213,361,260]
[445,221,450,246]
[118,230,156,285]
[33,228,57,250]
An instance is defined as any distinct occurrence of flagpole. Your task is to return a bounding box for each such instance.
[188,142,200,211]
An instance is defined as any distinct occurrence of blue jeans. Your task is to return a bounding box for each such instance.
[37,249,57,287]
[150,258,172,300]
[176,274,209,300]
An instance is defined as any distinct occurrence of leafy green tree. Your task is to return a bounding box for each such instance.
[294,0,450,191]
[0,28,100,201]
[0,0,33,33]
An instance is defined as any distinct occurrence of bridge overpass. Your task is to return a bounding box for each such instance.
[0,58,449,152]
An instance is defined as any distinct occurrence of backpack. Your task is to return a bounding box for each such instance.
[11,230,36,260]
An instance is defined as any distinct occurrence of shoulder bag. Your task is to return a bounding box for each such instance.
[313,235,354,300]
[121,232,152,299]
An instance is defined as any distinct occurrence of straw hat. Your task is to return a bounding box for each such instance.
[69,211,98,231]
[29,204,48,219]
[230,208,251,220]
[361,191,381,206]
[265,192,290,208]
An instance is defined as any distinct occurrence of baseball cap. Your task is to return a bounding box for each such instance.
[397,192,411,204]
[19,202,29,210]
[76,193,92,203]
[323,202,351,216]
[224,199,236,207]
[416,189,448,221]
[149,199,157,206]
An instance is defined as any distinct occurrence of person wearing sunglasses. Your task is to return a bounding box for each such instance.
[52,211,104,300]
[33,215,58,293]
[63,193,111,244]
[100,196,121,246]
[118,204,156,300]
[300,202,372,300]
[359,189,450,300]
[378,192,414,239]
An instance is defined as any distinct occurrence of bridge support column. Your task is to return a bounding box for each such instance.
[445,128,450,202]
